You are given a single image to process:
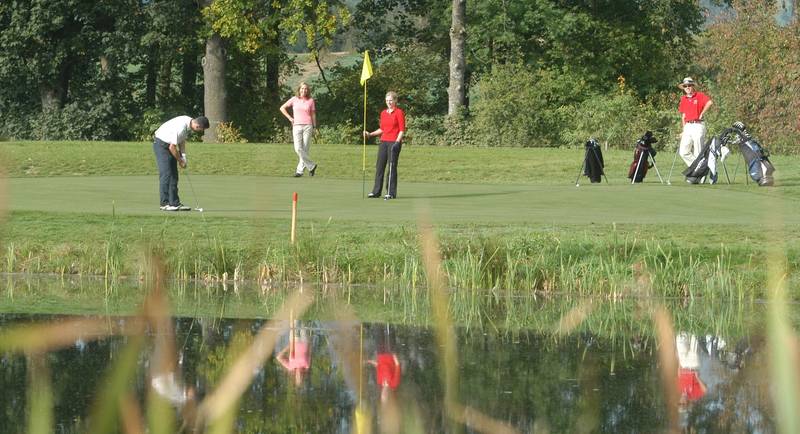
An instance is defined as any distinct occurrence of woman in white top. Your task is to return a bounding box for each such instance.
[280,82,318,177]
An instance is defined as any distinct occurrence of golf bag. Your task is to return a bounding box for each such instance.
[683,136,726,184]
[720,122,774,186]
[627,131,658,183]
[582,139,605,183]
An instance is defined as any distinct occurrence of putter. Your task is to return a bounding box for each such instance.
[183,167,204,212]
[666,146,679,185]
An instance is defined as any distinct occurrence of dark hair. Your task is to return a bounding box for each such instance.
[194,116,210,129]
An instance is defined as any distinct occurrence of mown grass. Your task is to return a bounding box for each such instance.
[4,140,799,192]
[1,141,799,299]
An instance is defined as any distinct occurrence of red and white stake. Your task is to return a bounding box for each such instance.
[290,192,298,244]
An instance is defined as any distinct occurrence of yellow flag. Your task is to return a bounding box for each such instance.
[360,51,373,86]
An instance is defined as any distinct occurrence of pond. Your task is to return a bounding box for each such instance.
[0,276,781,433]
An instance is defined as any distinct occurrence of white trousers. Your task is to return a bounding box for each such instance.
[293,124,315,173]
[679,123,706,166]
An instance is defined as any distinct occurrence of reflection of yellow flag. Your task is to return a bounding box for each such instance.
[354,404,371,434]
[360,51,373,86]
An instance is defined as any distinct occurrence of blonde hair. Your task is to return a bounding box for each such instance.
[385,91,398,101]
[296,82,311,98]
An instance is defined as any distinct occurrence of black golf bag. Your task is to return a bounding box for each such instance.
[627,131,658,183]
[720,122,774,186]
[582,139,605,183]
[683,136,720,184]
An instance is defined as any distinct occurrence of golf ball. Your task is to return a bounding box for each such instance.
[198,208,204,212]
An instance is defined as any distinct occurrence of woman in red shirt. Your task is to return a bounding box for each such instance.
[364,91,405,200]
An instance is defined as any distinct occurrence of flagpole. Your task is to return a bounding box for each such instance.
[360,50,373,199]
[362,79,367,199]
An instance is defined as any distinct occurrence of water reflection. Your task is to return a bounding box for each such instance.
[276,320,312,387]
[0,313,775,433]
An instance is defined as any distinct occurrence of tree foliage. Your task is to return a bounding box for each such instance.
[699,0,800,152]
[353,0,704,96]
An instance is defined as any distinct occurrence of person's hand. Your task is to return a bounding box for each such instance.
[179,159,186,169]
[363,130,369,139]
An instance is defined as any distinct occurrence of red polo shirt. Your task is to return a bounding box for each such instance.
[375,353,401,390]
[679,91,710,123]
[678,369,705,402]
[379,108,405,142]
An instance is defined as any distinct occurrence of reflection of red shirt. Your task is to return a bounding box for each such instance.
[679,92,710,122]
[678,369,705,401]
[376,353,401,389]
[278,341,310,371]
[379,108,405,142]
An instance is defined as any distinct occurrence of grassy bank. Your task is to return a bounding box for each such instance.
[3,210,798,299]
[1,141,799,299]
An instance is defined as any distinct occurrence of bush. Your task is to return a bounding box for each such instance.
[313,44,449,128]
[404,115,445,146]
[216,122,248,143]
[559,88,679,149]
[131,108,168,142]
[469,64,593,147]
[33,101,115,141]
[315,119,360,145]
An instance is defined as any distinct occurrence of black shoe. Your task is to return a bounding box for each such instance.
[367,192,380,198]
[309,164,317,177]
[293,172,303,177]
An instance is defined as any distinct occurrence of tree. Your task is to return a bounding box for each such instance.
[447,0,467,116]
[201,0,228,143]
[699,0,800,152]
[203,0,349,139]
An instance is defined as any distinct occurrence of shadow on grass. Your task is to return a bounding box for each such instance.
[402,190,520,200]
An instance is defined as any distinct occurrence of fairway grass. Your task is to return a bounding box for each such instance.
[1,141,799,298]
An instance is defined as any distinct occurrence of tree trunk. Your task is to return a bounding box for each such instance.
[145,53,157,107]
[202,31,227,143]
[39,63,71,111]
[265,33,281,107]
[181,44,200,112]
[447,0,467,117]
[158,59,173,103]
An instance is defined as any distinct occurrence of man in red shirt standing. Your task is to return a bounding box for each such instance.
[364,91,406,200]
[678,77,713,166]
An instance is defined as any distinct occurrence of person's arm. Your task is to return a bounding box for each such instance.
[279,99,294,124]
[168,143,186,168]
[699,99,713,121]
[364,129,383,139]
[395,111,405,143]
[276,346,291,370]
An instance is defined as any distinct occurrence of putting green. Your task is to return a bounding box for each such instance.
[9,175,800,225]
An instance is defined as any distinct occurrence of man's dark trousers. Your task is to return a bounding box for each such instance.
[372,141,402,197]
[153,138,181,206]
